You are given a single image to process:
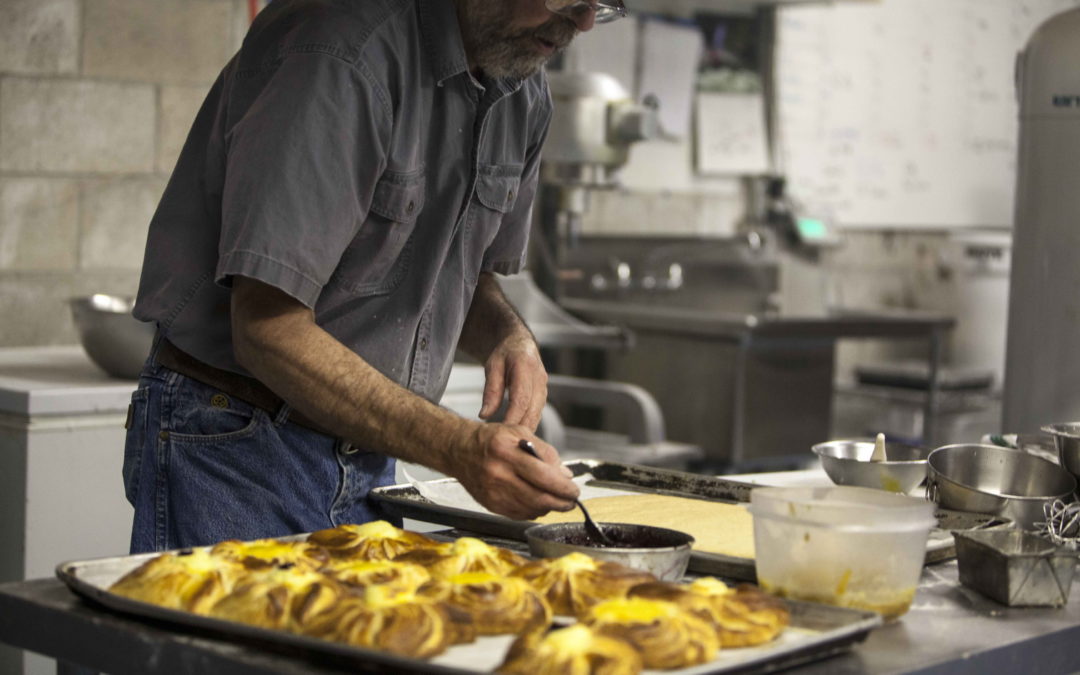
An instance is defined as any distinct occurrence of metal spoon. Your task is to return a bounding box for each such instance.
[517,439,615,546]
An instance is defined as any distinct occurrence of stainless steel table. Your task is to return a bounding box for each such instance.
[560,298,956,467]
[2,558,1078,675]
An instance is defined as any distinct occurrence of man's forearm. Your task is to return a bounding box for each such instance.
[458,272,535,362]
[230,278,474,475]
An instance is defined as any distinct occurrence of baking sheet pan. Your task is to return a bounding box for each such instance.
[57,541,883,675]
[372,459,1010,581]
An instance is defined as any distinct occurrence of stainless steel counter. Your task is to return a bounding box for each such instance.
[0,555,1077,674]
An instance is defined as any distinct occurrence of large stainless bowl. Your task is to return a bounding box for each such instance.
[926,444,1077,530]
[812,439,931,494]
[70,294,155,380]
[525,522,694,581]
[1041,423,1080,485]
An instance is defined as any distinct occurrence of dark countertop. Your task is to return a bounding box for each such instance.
[2,558,1079,675]
[559,297,956,341]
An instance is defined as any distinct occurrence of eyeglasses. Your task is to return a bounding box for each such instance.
[545,0,629,24]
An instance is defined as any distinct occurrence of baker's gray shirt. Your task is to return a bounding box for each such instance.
[134,0,551,403]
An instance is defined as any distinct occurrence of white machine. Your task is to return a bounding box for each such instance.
[1003,8,1080,433]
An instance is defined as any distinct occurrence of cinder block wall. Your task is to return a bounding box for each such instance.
[0,0,248,347]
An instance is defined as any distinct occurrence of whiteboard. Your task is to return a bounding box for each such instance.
[775,0,1080,229]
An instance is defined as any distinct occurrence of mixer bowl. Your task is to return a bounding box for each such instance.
[70,294,155,379]
[1041,423,1080,485]
[812,439,931,494]
[926,444,1077,530]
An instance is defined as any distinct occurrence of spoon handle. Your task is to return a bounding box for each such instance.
[517,439,614,545]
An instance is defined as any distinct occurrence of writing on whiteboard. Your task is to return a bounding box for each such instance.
[776,0,1080,228]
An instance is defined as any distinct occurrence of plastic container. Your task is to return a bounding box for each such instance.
[749,486,936,620]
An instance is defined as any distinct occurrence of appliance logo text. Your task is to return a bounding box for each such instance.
[1053,95,1080,108]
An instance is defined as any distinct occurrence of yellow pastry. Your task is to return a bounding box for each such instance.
[209,538,329,571]
[418,571,551,636]
[302,584,473,658]
[108,547,243,614]
[497,624,643,675]
[321,557,431,593]
[207,564,345,631]
[307,520,441,561]
[393,536,527,578]
[511,552,655,617]
[582,596,719,669]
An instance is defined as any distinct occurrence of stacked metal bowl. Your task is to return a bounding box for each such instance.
[926,444,1077,530]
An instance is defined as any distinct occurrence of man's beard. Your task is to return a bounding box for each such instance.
[457,1,578,80]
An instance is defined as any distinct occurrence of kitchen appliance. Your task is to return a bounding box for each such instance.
[539,69,658,264]
[1003,8,1080,433]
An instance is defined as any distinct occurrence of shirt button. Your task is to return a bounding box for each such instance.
[507,189,515,202]
[419,338,429,351]
[406,200,416,214]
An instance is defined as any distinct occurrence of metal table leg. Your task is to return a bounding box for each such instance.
[924,328,944,446]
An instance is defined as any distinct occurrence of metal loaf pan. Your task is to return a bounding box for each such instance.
[954,529,1079,607]
[372,459,1009,581]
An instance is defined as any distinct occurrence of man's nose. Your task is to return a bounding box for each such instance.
[571,8,596,32]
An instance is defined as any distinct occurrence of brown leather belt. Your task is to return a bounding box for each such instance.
[156,338,332,437]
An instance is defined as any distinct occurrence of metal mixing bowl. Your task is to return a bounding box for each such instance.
[525,522,694,581]
[926,444,1077,530]
[69,294,155,379]
[812,439,931,494]
[1041,423,1080,485]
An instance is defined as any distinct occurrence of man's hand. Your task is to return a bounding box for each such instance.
[479,334,548,431]
[453,423,578,521]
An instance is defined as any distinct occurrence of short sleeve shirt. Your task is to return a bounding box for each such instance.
[134,0,552,402]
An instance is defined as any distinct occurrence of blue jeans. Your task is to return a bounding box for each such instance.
[123,336,398,553]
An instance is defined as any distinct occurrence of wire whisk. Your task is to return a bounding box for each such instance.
[1035,499,1080,549]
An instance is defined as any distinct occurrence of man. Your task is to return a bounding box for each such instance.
[124,0,629,553]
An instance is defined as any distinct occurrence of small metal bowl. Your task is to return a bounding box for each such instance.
[1041,423,1080,485]
[525,522,694,581]
[812,439,931,494]
[926,444,1077,530]
[70,294,155,380]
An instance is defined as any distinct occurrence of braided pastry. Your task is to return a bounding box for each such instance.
[207,565,345,631]
[687,578,790,647]
[303,585,474,658]
[321,557,431,594]
[394,537,527,578]
[307,521,440,561]
[497,624,643,675]
[209,538,329,571]
[418,572,551,636]
[108,547,243,614]
[511,552,656,617]
[582,596,719,669]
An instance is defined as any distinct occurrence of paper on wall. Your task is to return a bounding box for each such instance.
[696,91,771,175]
[639,18,704,139]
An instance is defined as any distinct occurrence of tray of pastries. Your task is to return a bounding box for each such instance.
[58,520,882,674]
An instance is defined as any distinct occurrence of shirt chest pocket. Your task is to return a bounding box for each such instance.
[464,165,522,284]
[333,170,426,296]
